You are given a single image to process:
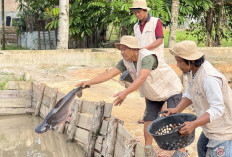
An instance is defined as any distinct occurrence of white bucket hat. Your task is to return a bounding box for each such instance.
[115,36,139,50]
[169,40,204,60]
[129,0,151,11]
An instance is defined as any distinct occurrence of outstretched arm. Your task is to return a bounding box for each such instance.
[76,68,121,87]
[113,69,150,106]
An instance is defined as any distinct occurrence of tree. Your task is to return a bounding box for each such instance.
[168,0,180,48]
[57,0,69,49]
[1,0,5,50]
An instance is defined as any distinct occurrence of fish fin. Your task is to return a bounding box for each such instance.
[75,85,90,98]
[76,91,82,98]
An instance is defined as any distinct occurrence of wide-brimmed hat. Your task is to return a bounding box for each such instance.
[129,0,151,11]
[169,40,204,60]
[115,36,139,50]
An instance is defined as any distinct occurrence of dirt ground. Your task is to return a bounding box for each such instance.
[2,60,232,157]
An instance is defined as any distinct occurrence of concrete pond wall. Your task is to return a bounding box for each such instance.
[0,47,232,67]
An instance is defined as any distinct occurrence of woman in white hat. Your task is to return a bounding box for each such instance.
[76,36,183,156]
[166,40,232,156]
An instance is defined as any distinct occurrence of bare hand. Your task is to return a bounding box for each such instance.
[163,108,178,117]
[76,81,91,88]
[179,121,196,136]
[113,91,127,106]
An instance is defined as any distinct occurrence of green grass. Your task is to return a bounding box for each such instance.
[163,29,232,48]
[0,44,27,50]
[0,72,26,90]
[106,24,232,48]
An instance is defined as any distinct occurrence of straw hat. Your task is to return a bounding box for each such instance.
[169,41,204,60]
[129,0,151,11]
[115,36,139,50]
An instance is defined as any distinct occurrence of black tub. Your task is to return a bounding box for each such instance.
[148,111,197,150]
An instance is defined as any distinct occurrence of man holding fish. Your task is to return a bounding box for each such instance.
[77,35,183,156]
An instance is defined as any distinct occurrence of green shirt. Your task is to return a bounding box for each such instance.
[115,55,158,72]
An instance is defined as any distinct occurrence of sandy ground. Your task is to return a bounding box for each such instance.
[2,61,232,157]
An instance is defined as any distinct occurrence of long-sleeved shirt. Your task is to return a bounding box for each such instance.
[183,75,225,122]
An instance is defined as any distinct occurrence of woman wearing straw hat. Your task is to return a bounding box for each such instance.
[165,40,232,156]
[76,36,183,156]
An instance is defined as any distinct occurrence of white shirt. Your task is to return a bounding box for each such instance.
[183,75,225,122]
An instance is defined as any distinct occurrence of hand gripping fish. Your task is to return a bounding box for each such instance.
[35,86,90,134]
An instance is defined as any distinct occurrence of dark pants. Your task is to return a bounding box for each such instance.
[143,93,182,121]
[197,132,209,157]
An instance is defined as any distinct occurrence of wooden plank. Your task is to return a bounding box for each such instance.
[104,103,113,118]
[42,94,52,107]
[117,123,134,146]
[32,100,37,107]
[73,99,82,110]
[32,83,42,102]
[0,107,34,115]
[76,113,93,130]
[96,136,104,144]
[0,90,31,99]
[32,83,42,92]
[40,104,50,118]
[81,101,112,117]
[32,91,39,102]
[0,97,31,108]
[135,143,145,157]
[100,120,109,136]
[86,101,105,157]
[101,138,107,156]
[56,91,65,102]
[94,151,102,157]
[81,100,96,114]
[74,127,89,146]
[44,85,56,97]
[115,123,138,157]
[114,140,125,157]
[104,117,118,157]
[4,81,32,90]
[34,85,45,116]
[95,142,102,153]
[49,90,57,110]
[95,136,104,153]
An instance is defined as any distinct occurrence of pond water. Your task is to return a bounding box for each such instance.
[0,115,85,157]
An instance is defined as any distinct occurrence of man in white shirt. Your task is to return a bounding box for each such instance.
[166,40,232,156]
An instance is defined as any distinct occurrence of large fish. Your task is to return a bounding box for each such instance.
[35,86,89,134]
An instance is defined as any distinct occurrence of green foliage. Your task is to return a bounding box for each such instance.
[14,0,231,47]
[163,29,232,48]
[0,73,25,90]
[186,21,207,45]
[45,8,59,30]
[0,44,27,50]
[0,81,7,90]
[15,0,59,33]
